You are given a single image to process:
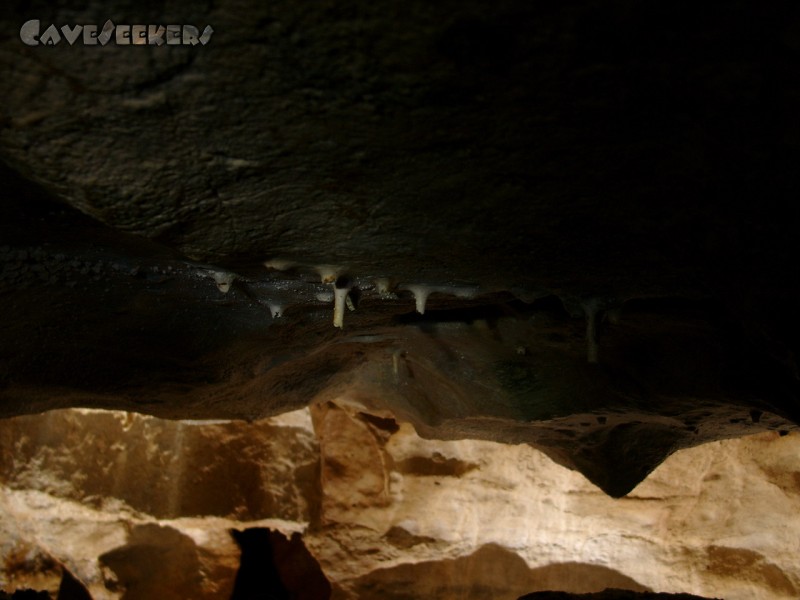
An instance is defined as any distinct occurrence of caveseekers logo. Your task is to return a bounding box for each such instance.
[20,19,213,46]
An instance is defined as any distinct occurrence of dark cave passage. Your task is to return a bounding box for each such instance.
[230,528,331,600]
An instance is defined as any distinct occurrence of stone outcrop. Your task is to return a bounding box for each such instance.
[1,0,800,498]
[518,592,719,600]
[1,1,799,596]
[2,405,800,599]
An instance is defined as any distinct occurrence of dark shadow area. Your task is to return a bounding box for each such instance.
[57,566,93,600]
[99,524,202,600]
[230,528,330,600]
[518,590,718,600]
[350,543,649,599]
[395,455,479,478]
[1,0,800,503]
[392,297,547,326]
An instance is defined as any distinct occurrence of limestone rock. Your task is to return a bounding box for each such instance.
[2,1,799,597]
[2,406,800,599]
[1,0,800,498]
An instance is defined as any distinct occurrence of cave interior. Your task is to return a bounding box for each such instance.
[1,1,800,599]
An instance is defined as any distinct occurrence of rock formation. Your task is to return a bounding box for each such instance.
[1,0,799,596]
[518,592,718,600]
[2,406,800,599]
[2,0,800,498]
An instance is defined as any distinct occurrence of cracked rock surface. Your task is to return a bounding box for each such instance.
[1,0,800,498]
[1,406,800,599]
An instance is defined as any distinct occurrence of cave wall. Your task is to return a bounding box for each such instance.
[1,405,799,599]
[1,0,799,499]
[1,3,800,597]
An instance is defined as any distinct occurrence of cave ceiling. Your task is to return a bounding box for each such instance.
[1,0,799,497]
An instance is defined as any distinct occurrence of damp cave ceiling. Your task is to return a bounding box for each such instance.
[1,0,800,497]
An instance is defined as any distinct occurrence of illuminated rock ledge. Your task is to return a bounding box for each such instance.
[1,405,798,599]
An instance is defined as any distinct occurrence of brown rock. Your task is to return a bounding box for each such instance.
[4,406,796,599]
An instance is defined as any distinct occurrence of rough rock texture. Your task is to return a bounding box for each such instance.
[1,0,800,497]
[518,592,718,600]
[0,592,52,600]
[2,405,800,599]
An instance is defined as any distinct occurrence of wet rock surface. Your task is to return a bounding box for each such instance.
[1,1,799,496]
